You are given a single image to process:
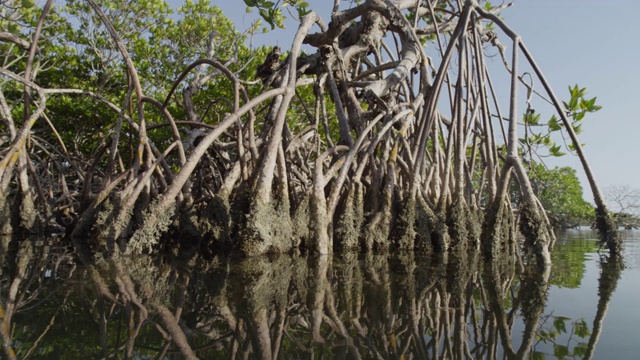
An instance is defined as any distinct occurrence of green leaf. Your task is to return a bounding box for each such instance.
[532,351,546,360]
[577,86,587,97]
[568,97,578,111]
[554,344,569,359]
[573,342,588,357]
[579,99,588,110]
[259,9,275,29]
[554,317,568,334]
[550,144,565,157]
[262,1,275,7]
[548,115,562,131]
[574,319,590,338]
[524,112,541,125]
[570,84,579,97]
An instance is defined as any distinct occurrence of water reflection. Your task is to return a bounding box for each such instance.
[0,235,626,359]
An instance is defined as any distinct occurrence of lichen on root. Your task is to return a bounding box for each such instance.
[393,195,417,250]
[239,197,294,256]
[126,201,176,255]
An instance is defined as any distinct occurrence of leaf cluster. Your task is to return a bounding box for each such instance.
[243,0,310,30]
[520,85,601,160]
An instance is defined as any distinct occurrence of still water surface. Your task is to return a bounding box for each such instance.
[1,230,638,359]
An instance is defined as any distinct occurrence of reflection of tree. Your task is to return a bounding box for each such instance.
[584,257,623,360]
[534,315,591,359]
[0,240,624,359]
[0,236,75,360]
[550,237,599,289]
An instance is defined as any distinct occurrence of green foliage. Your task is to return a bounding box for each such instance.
[520,85,601,160]
[0,0,268,166]
[244,0,310,30]
[550,237,598,288]
[522,162,594,228]
[535,316,591,359]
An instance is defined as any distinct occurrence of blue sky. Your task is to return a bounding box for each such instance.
[207,0,640,202]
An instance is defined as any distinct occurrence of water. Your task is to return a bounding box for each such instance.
[0,230,638,359]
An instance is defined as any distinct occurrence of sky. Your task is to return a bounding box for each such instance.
[207,0,640,203]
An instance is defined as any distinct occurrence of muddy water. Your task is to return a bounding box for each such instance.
[1,229,638,359]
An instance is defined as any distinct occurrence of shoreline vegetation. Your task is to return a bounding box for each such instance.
[0,0,621,264]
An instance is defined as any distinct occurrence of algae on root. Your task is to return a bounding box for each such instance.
[334,182,365,251]
[595,206,622,258]
[415,195,438,253]
[127,201,176,255]
[481,199,516,260]
[239,197,294,256]
[0,190,13,235]
[518,201,552,267]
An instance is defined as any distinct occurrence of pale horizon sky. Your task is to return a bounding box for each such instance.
[208,0,640,205]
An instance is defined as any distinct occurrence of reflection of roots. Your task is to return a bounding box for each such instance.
[1,237,573,359]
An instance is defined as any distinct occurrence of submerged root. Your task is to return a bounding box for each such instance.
[163,205,205,259]
[362,186,395,252]
[18,193,43,234]
[309,187,330,254]
[0,191,13,235]
[239,197,294,256]
[126,201,176,255]
[393,195,417,250]
[481,199,516,259]
[161,195,232,259]
[446,199,470,251]
[334,182,364,251]
[595,207,622,258]
[518,200,552,267]
[415,195,438,253]
[89,199,121,254]
[291,192,311,249]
